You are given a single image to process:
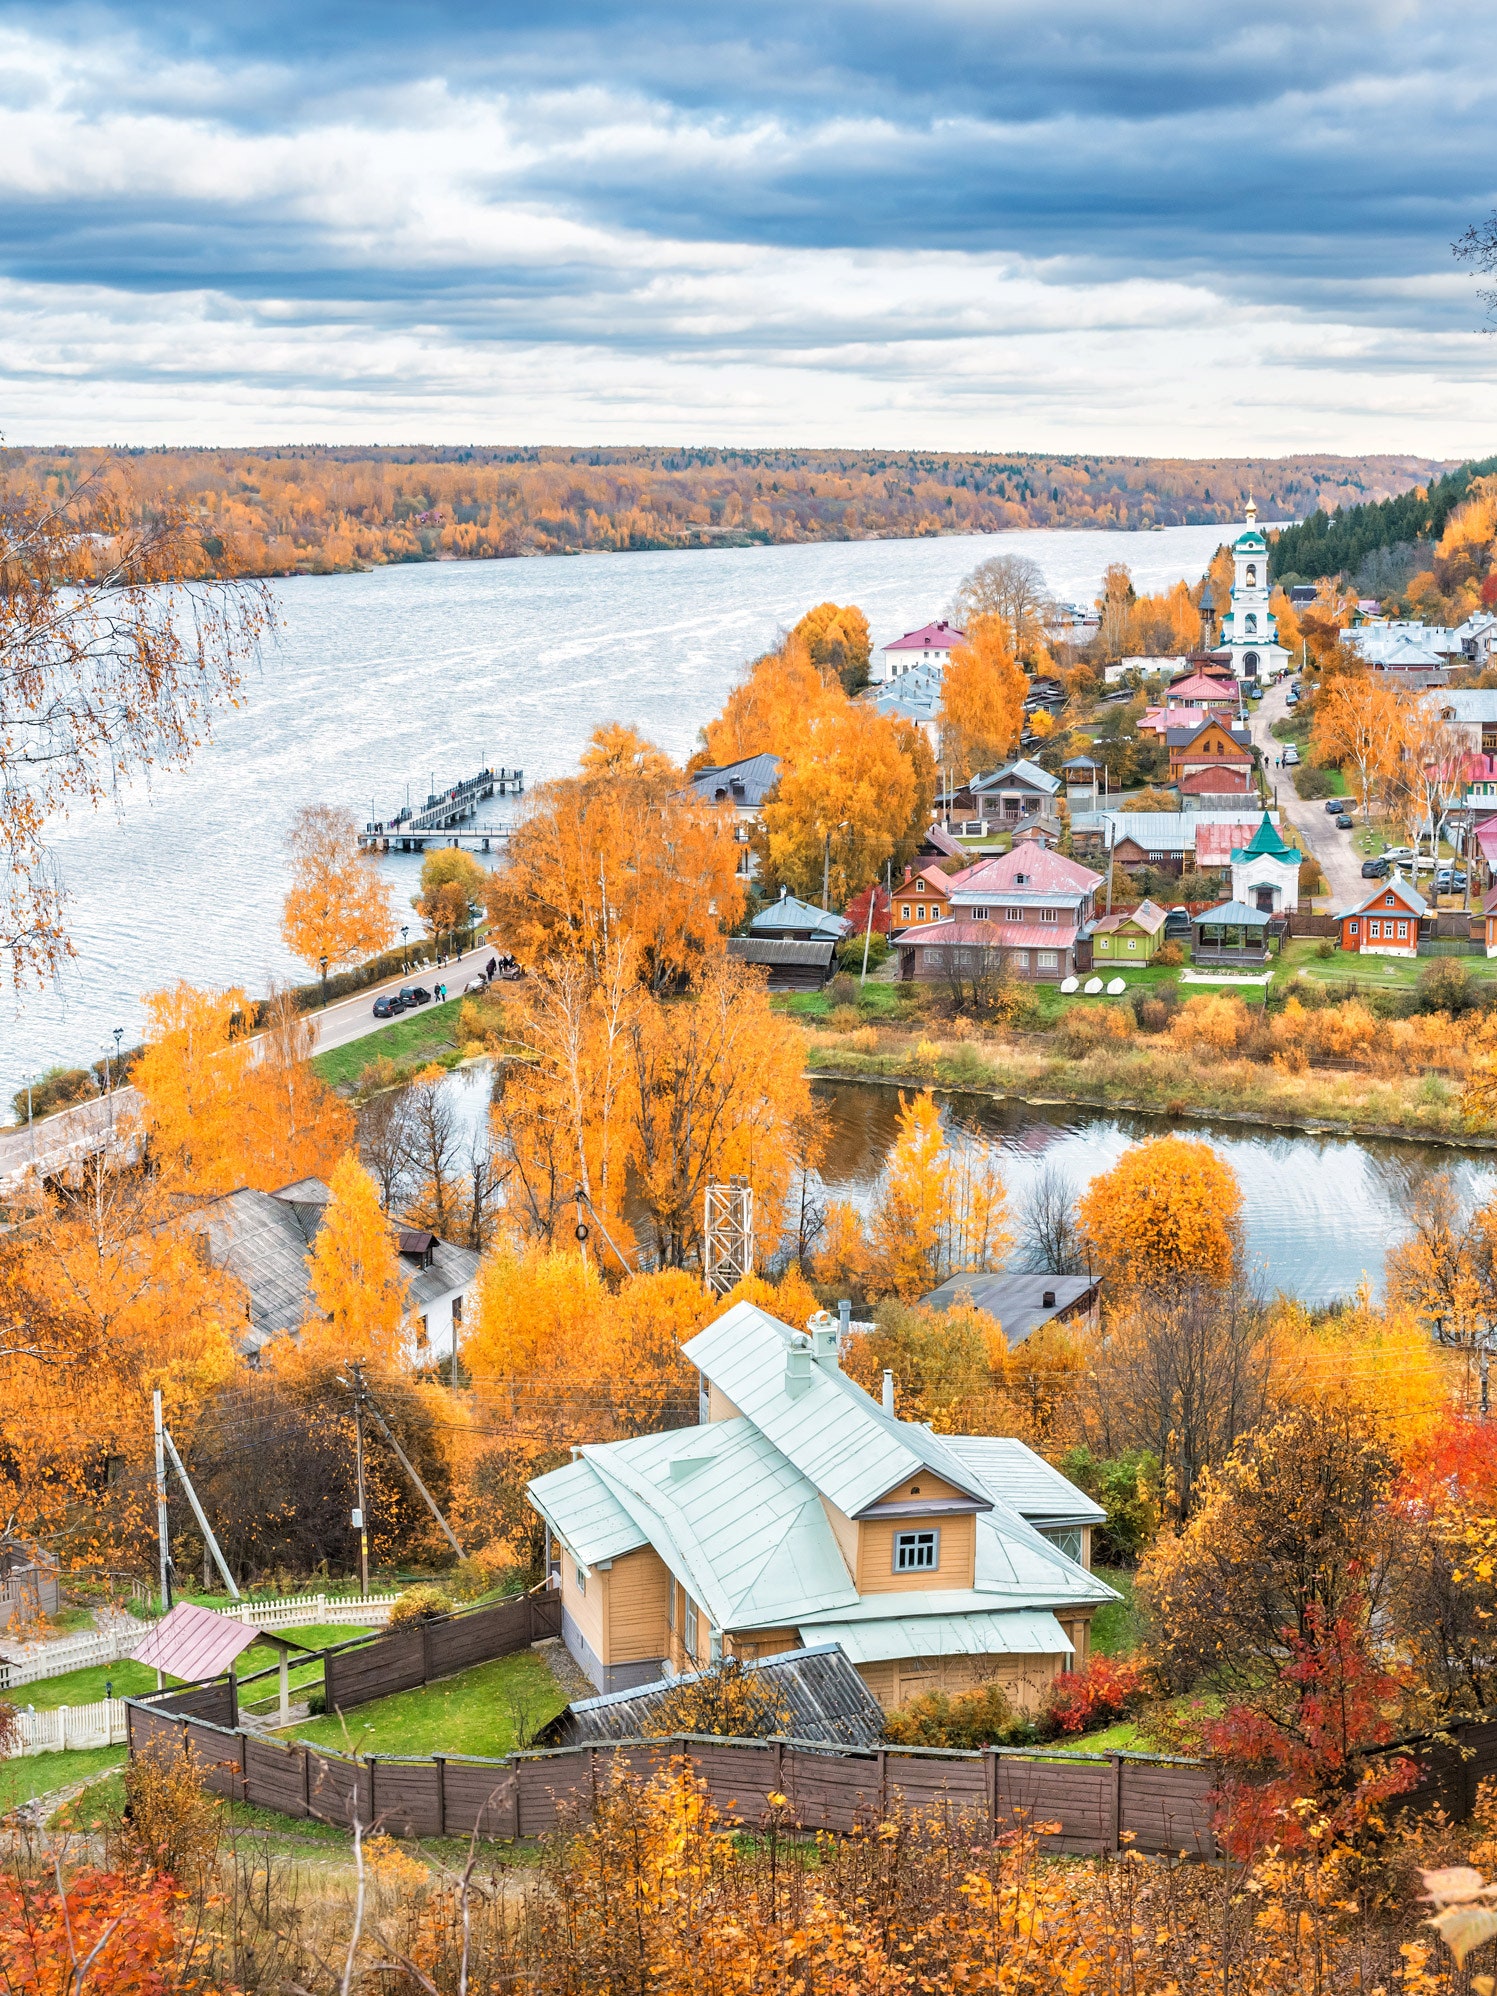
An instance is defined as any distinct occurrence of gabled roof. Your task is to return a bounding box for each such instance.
[689,752,781,809]
[1338,875,1430,919]
[949,843,1102,898]
[748,893,851,940]
[1180,765,1254,793]
[1165,717,1252,750]
[921,1272,1103,1352]
[544,1643,886,1747]
[810,1609,1073,1666]
[1166,671,1240,702]
[685,1302,991,1520]
[1090,897,1168,936]
[919,821,966,860]
[884,620,965,652]
[896,917,1015,949]
[972,758,1062,798]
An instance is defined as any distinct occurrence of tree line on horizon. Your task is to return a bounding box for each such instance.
[0,444,1444,579]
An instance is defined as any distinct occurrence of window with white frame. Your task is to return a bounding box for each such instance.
[894,1529,939,1572]
[685,1596,699,1654]
[1037,951,1059,970]
[574,1561,586,1594]
[1038,906,1058,922]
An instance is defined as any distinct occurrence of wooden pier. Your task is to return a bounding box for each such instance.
[360,768,521,853]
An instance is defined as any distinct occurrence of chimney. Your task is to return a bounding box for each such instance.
[785,1339,813,1394]
[1042,1289,1056,1309]
[837,1298,851,1345]
[881,1370,895,1417]
[809,1315,838,1363]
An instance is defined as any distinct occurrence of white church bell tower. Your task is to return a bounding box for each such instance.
[1219,499,1290,683]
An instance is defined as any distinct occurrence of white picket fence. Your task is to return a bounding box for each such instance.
[0,1624,139,1693]
[217,1592,397,1630]
[13,1699,129,1756]
[0,1595,392,1695]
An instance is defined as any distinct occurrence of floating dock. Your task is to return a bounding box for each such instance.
[360,768,522,852]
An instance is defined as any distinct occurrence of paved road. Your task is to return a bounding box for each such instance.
[0,941,506,1188]
[1247,679,1364,911]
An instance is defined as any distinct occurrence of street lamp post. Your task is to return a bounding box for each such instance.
[401,925,409,972]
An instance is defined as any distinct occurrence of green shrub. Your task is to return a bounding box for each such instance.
[1057,1446,1162,1565]
[1418,957,1476,1015]
[1316,939,1337,959]
[1292,764,1338,800]
[826,972,859,1008]
[882,1680,1033,1749]
[387,1584,453,1628]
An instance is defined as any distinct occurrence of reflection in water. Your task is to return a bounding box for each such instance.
[812,1080,1497,1305]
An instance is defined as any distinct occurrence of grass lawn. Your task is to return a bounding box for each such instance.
[18,1623,372,1713]
[311,997,469,1089]
[0,1744,125,1812]
[1090,1569,1142,1658]
[292,1649,565,1759]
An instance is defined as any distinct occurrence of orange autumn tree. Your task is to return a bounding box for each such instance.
[760,701,932,907]
[280,803,396,978]
[1309,671,1408,818]
[789,601,872,693]
[488,725,744,991]
[938,612,1028,779]
[1077,1135,1241,1293]
[697,635,842,765]
[301,1151,409,1362]
[133,982,353,1193]
[861,1091,1010,1302]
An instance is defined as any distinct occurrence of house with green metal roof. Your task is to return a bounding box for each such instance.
[527,1300,1112,1711]
[1229,811,1303,914]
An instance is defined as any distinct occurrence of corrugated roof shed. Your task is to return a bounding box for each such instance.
[540,1643,886,1747]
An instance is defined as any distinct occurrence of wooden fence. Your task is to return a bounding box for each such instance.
[125,1694,1219,1855]
[323,1592,561,1710]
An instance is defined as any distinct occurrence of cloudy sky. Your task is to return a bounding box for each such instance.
[2,0,1496,453]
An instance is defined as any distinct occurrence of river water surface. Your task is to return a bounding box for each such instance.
[13,522,1228,1098]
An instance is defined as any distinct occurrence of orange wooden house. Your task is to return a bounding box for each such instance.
[1337,876,1428,958]
[1166,715,1255,787]
[892,864,957,933]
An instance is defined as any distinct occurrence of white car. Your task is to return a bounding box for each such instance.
[1281,746,1300,766]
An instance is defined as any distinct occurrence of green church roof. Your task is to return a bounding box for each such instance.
[1232,812,1301,863]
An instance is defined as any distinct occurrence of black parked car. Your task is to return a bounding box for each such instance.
[372,992,407,1019]
[397,985,432,1007]
[1325,797,1348,813]
[1361,857,1390,879]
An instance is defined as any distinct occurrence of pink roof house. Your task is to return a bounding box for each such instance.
[873,620,966,685]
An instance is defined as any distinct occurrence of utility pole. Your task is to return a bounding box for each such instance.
[859,878,876,984]
[152,1388,172,1612]
[350,1363,370,1598]
[159,1422,240,1599]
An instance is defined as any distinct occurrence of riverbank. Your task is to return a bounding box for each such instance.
[801,1025,1497,1149]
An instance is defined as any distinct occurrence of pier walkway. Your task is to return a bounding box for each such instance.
[361,767,522,853]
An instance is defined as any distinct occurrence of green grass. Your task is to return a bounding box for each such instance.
[292,1649,565,1759]
[19,1623,372,1712]
[1090,1568,1142,1658]
[0,1744,125,1812]
[311,997,470,1088]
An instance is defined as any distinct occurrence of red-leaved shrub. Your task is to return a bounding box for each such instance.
[1037,1656,1144,1739]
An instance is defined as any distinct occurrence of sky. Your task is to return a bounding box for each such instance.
[2,1,1497,454]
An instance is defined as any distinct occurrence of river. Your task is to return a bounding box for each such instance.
[813,1081,1497,1305]
[12,522,1230,1101]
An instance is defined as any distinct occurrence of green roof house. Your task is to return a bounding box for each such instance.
[527,1300,1112,1712]
[1229,811,1303,914]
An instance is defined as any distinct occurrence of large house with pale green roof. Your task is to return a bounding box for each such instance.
[527,1300,1112,1711]
[1229,811,1303,913]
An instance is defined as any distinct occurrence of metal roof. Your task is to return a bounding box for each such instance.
[748,894,851,940]
[920,1272,1100,1350]
[684,1302,991,1521]
[973,758,1061,796]
[528,1455,649,1567]
[543,1643,886,1748]
[405,1240,481,1310]
[810,1609,1073,1666]
[940,1436,1106,1527]
[727,937,837,967]
[129,1601,263,1680]
[1194,898,1272,927]
[689,752,782,809]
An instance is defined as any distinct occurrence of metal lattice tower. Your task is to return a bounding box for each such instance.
[703,1177,754,1294]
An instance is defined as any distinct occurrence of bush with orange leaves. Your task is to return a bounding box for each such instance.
[0,1867,178,1996]
[1168,991,1253,1057]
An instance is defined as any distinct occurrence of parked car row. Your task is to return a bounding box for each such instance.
[369,951,525,1021]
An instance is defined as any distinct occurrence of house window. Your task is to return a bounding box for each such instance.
[1126,938,1137,951]
[894,1530,939,1572]
[451,1294,463,1328]
[1039,907,1058,923]
[574,1562,586,1594]
[1037,951,1060,971]
[1349,920,1359,936]
[970,906,991,920]
[685,1597,699,1654]
[1385,894,1395,906]
[1040,1527,1083,1563]
[667,1584,675,1632]
[916,906,925,921]
[901,904,911,920]
[915,881,925,894]
[1398,920,1408,938]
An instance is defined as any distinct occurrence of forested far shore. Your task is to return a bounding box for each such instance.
[2,445,1446,578]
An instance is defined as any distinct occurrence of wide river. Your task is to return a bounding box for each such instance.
[11,519,1470,1298]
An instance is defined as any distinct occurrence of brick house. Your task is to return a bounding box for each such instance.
[1337,876,1428,958]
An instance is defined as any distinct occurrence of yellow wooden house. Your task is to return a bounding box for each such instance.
[527,1301,1112,1711]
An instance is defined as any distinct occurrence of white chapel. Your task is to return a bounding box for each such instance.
[1218,501,1291,683]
